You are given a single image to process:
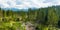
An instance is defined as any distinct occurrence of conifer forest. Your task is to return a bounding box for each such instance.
[0,6,60,30]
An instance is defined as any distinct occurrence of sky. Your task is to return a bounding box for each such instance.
[0,0,60,9]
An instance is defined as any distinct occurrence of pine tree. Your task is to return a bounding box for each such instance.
[48,7,59,26]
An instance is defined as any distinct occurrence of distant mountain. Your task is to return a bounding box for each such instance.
[1,8,28,11]
[1,8,20,11]
[1,5,60,11]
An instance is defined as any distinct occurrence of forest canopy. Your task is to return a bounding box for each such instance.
[0,6,60,30]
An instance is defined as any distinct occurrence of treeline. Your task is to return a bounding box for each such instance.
[0,6,60,30]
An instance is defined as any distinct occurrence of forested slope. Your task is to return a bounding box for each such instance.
[0,6,60,30]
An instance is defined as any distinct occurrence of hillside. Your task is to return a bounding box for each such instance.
[0,6,60,30]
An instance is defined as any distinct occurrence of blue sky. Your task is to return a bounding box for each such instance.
[0,0,60,9]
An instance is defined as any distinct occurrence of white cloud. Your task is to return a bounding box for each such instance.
[0,0,60,9]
